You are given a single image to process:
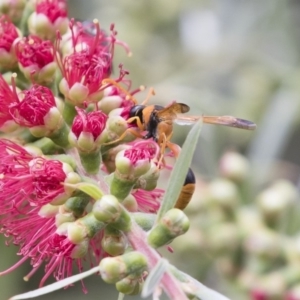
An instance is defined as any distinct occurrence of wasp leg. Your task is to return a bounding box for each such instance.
[156,132,168,168]
[126,116,144,130]
[103,128,143,146]
[156,133,182,167]
[103,116,145,146]
[165,141,182,159]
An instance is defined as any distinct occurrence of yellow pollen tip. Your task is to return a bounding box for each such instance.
[11,73,17,79]
[139,85,145,91]
[28,39,34,45]
[127,51,133,57]
[23,276,29,282]
[93,19,99,25]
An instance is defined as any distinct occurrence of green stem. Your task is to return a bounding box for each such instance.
[79,150,101,174]
[49,122,70,148]
[63,101,77,125]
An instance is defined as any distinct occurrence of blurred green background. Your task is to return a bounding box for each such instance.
[2,0,300,299]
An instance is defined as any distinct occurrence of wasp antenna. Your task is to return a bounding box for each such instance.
[141,87,155,105]
[101,78,138,104]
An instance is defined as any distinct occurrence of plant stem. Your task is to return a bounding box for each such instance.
[126,221,188,300]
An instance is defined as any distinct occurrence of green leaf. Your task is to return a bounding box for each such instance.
[156,120,202,221]
[9,267,100,299]
[65,182,104,200]
[141,258,168,298]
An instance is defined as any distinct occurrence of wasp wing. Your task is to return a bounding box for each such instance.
[174,115,256,130]
[174,115,201,125]
[156,103,190,121]
[202,115,256,130]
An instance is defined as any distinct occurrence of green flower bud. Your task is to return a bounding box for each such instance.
[208,223,240,254]
[109,206,132,232]
[28,11,69,41]
[99,95,123,115]
[99,251,148,284]
[116,276,140,295]
[122,194,138,212]
[257,180,298,226]
[102,144,131,173]
[71,239,89,259]
[67,213,105,244]
[132,212,156,231]
[148,208,190,248]
[65,81,89,105]
[101,227,127,256]
[219,151,250,182]
[134,161,159,191]
[93,195,122,223]
[38,203,59,218]
[50,168,81,206]
[207,178,239,211]
[284,235,300,264]
[0,0,26,23]
[62,195,90,218]
[55,211,76,227]
[107,115,128,137]
[243,227,281,260]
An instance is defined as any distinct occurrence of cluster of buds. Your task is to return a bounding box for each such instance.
[172,151,300,300]
[0,1,194,299]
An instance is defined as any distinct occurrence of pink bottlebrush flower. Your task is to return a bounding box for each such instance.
[9,85,57,127]
[57,21,130,105]
[35,230,92,289]
[0,205,105,291]
[111,141,160,200]
[14,35,57,83]
[8,84,68,143]
[132,188,163,213]
[71,108,108,142]
[0,15,20,69]
[28,0,69,40]
[123,142,158,166]
[0,139,77,210]
[0,74,19,132]
[69,108,108,174]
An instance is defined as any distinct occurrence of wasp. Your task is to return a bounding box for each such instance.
[102,79,256,210]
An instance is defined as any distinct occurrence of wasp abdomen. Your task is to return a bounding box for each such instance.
[175,168,196,210]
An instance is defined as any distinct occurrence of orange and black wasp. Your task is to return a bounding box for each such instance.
[102,79,256,209]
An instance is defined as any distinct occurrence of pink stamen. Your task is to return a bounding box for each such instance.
[0,256,28,276]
